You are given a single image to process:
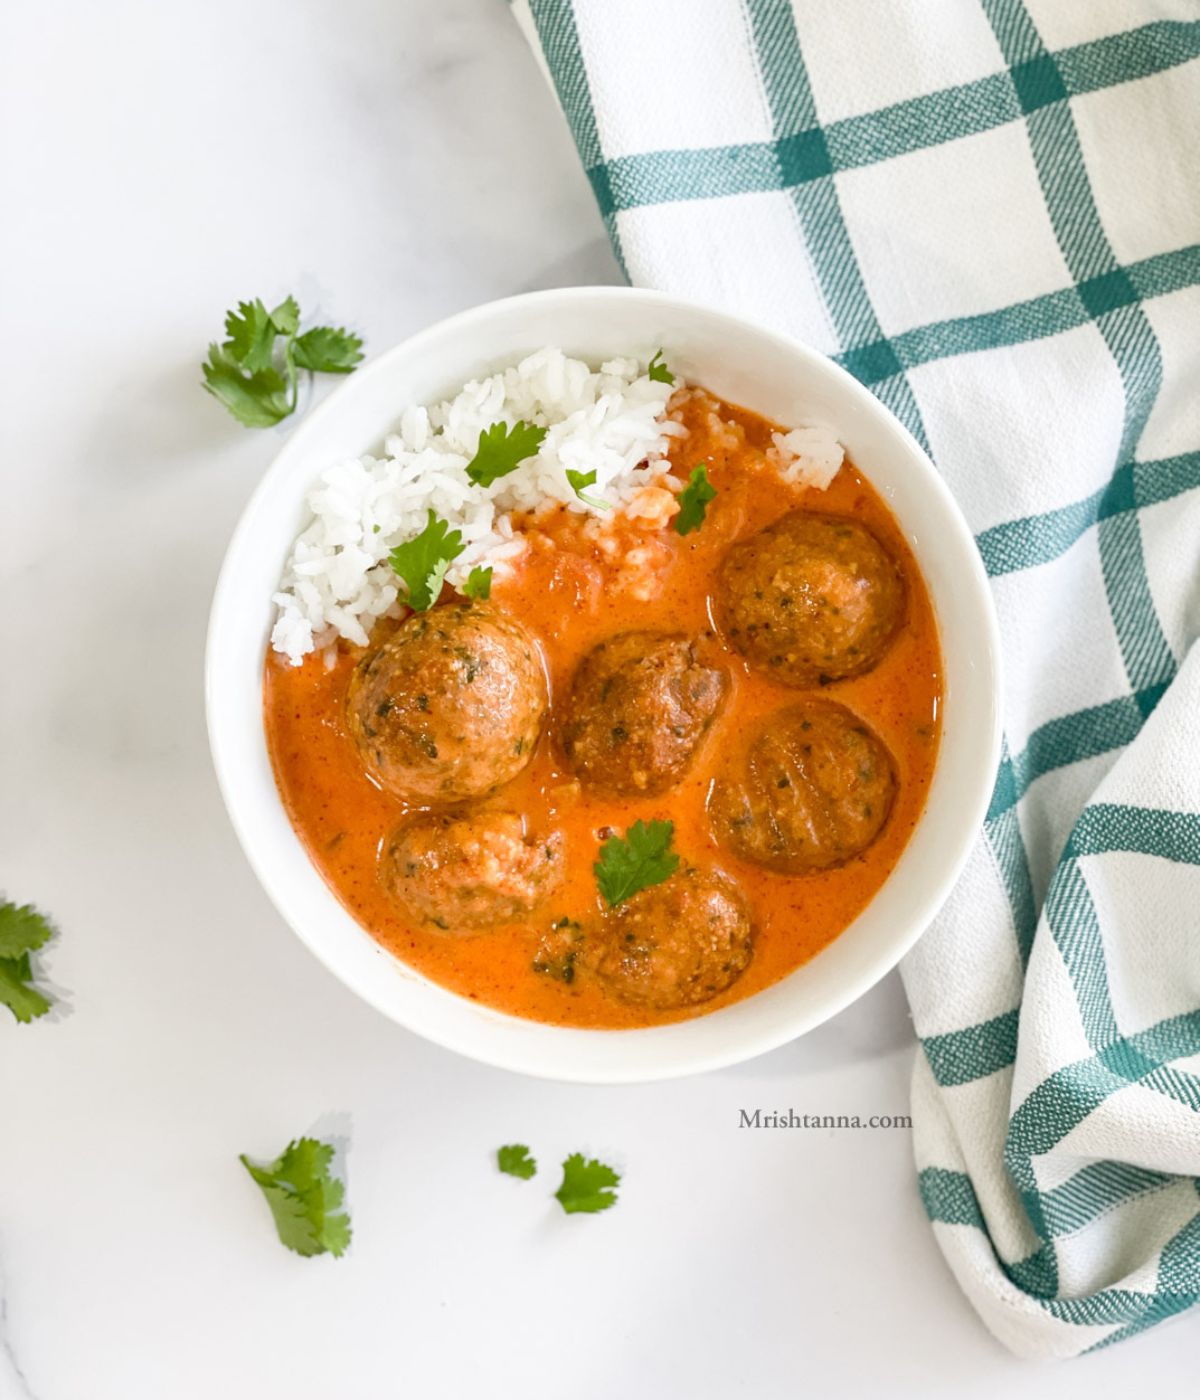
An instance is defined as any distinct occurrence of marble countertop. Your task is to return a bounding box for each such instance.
[2,1,1194,1394]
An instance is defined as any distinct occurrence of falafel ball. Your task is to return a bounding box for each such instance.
[594,865,754,1009]
[347,603,547,802]
[716,510,904,685]
[560,631,728,795]
[710,699,896,874]
[382,809,564,930]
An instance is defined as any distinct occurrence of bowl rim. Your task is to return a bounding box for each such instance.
[205,284,1003,1083]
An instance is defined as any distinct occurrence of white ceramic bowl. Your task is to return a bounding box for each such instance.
[206,286,1002,1084]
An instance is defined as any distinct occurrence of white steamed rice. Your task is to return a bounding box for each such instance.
[270,348,844,664]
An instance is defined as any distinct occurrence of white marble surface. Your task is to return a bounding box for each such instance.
[1,1,1194,1395]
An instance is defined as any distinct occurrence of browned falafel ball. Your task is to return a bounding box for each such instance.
[560,631,728,796]
[715,511,904,685]
[382,809,564,931]
[346,603,547,802]
[710,699,897,874]
[594,866,754,1010]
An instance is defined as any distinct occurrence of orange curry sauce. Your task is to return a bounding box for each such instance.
[264,390,943,1028]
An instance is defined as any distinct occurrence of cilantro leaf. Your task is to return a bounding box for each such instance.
[239,1136,351,1258]
[269,295,300,337]
[388,510,464,611]
[0,901,56,1024]
[674,463,717,536]
[223,299,278,374]
[565,468,611,511]
[497,1144,537,1180]
[647,349,675,385]
[462,565,493,601]
[555,1154,620,1215]
[594,820,680,907]
[292,326,364,374]
[202,343,294,428]
[0,956,52,1024]
[466,420,547,487]
[0,901,54,959]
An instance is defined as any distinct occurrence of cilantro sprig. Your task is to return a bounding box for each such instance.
[594,820,680,906]
[202,296,363,428]
[240,1137,351,1258]
[497,1144,537,1180]
[466,420,547,487]
[674,463,717,536]
[647,349,675,385]
[388,511,465,612]
[0,900,56,1024]
[555,1154,621,1215]
[565,468,610,511]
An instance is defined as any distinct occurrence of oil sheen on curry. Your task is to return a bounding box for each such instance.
[265,387,942,1029]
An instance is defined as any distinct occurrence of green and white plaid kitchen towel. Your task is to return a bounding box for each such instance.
[515,0,1200,1359]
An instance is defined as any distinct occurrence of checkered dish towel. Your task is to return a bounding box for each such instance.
[515,0,1200,1359]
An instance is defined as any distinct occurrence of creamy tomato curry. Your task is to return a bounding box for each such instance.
[264,388,942,1029]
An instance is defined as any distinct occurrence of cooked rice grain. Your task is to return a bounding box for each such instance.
[270,349,842,664]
